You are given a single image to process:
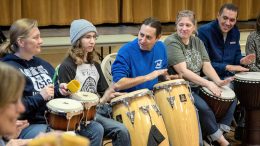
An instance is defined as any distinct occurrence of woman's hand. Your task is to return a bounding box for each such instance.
[206,81,222,97]
[215,77,234,87]
[6,139,31,146]
[59,83,70,96]
[40,84,54,101]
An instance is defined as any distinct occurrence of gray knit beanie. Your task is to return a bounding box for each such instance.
[70,19,97,46]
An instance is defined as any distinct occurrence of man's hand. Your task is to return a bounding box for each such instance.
[225,65,249,72]
[145,69,168,81]
[240,54,255,65]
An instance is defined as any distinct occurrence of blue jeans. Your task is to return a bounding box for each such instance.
[96,104,131,146]
[76,121,104,146]
[192,87,237,141]
[19,124,49,139]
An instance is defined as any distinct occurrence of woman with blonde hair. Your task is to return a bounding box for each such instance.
[0,18,69,139]
[164,10,235,146]
[0,62,29,145]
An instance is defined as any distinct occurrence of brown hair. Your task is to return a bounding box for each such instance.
[0,62,25,107]
[0,18,38,58]
[256,13,260,32]
[68,38,95,65]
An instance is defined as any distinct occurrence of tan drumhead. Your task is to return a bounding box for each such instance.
[111,88,151,103]
[201,86,235,99]
[235,72,260,81]
[47,98,83,113]
[71,92,99,102]
[153,79,186,88]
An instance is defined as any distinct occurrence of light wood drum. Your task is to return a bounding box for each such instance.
[153,79,199,146]
[111,89,170,146]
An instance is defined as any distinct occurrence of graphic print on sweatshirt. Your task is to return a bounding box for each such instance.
[19,65,52,95]
[75,64,99,94]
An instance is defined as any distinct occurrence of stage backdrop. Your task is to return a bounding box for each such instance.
[0,0,259,26]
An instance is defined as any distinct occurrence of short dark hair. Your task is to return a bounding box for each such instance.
[257,13,260,32]
[142,17,162,38]
[219,3,238,16]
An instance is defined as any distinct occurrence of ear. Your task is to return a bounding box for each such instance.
[156,34,162,40]
[17,38,25,48]
[217,12,221,19]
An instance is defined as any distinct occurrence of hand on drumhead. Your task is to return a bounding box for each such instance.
[240,54,255,65]
[206,81,221,97]
[145,69,168,81]
[59,83,70,96]
[40,84,54,101]
[216,77,234,86]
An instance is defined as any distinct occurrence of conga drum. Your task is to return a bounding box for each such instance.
[46,98,83,131]
[111,89,170,146]
[234,72,260,146]
[153,79,199,146]
[199,86,235,121]
[71,92,99,122]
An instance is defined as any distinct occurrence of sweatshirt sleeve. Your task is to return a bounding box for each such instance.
[22,93,45,115]
[112,47,130,83]
[58,57,77,83]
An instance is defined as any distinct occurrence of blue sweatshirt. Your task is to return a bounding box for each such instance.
[198,20,242,79]
[112,38,168,92]
[2,54,62,124]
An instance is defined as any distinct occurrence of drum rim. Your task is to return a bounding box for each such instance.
[153,80,188,90]
[47,98,84,113]
[200,88,235,102]
[110,89,153,105]
[234,78,260,83]
[234,72,260,81]
[71,91,99,102]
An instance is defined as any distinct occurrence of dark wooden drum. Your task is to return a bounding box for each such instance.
[234,72,260,146]
[46,98,83,131]
[199,86,235,121]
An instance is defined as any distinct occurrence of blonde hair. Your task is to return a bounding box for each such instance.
[0,18,38,58]
[0,62,25,107]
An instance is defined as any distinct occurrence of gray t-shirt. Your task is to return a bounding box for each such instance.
[164,33,210,86]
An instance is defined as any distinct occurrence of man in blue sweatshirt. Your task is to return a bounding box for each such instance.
[112,17,169,92]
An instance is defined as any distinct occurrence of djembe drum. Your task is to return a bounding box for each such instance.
[234,72,260,146]
[46,98,83,131]
[199,86,236,122]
